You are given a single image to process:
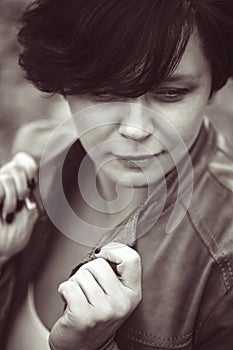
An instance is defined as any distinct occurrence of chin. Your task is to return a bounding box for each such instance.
[109,170,164,188]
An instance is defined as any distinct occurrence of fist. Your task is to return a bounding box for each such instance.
[0,152,39,263]
[49,243,142,350]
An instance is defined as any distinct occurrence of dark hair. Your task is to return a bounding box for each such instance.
[17,0,233,97]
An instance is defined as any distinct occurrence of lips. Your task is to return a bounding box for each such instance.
[116,151,164,161]
[115,151,165,168]
[121,155,154,160]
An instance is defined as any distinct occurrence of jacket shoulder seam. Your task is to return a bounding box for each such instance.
[187,204,233,290]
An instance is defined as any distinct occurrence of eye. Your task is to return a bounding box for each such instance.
[93,93,113,102]
[149,88,191,103]
[91,93,123,102]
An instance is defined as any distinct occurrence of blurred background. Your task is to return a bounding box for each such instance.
[0,0,232,163]
[0,0,70,162]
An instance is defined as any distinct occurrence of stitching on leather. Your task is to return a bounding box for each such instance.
[193,205,233,285]
[124,327,193,341]
[189,206,230,289]
[121,333,192,348]
[220,250,233,281]
[188,205,233,290]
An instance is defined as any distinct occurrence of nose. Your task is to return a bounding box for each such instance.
[118,124,150,141]
[118,100,151,142]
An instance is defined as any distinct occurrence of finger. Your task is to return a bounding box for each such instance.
[6,205,39,255]
[77,258,122,295]
[20,203,39,222]
[95,242,141,290]
[12,152,38,184]
[70,268,106,305]
[0,181,5,206]
[58,280,90,314]
[0,174,17,220]
[24,195,37,211]
[11,165,29,199]
[1,162,29,200]
[14,206,39,231]
[13,204,39,233]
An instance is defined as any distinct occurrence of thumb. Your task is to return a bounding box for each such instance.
[95,242,141,290]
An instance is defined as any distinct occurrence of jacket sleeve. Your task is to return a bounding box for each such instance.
[0,258,17,341]
[195,287,233,350]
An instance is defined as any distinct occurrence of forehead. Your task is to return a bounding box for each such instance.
[170,32,211,81]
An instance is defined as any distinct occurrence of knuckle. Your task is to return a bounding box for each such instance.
[128,249,141,263]
[74,267,90,280]
[118,246,141,264]
[61,280,77,295]
[95,257,110,268]
[0,166,22,189]
[82,257,109,271]
[12,165,27,181]
[0,161,16,173]
[122,252,141,270]
[13,152,38,173]
[70,312,97,330]
[7,162,23,173]
[0,164,10,174]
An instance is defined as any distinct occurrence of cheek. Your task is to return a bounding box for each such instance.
[79,125,116,153]
[181,117,203,148]
[162,98,208,148]
[174,111,204,148]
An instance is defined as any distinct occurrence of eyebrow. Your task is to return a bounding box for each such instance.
[164,73,202,83]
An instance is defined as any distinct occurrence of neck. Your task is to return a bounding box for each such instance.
[96,166,148,218]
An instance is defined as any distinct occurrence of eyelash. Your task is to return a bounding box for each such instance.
[149,88,191,103]
[91,94,123,102]
[91,88,191,103]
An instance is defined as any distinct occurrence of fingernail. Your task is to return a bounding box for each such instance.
[27,178,36,191]
[6,213,14,224]
[25,196,37,211]
[16,200,24,212]
[94,247,101,254]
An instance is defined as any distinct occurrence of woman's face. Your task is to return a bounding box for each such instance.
[67,33,213,187]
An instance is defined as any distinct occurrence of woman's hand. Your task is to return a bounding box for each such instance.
[49,243,142,350]
[0,152,39,264]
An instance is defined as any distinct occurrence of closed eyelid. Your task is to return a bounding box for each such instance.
[147,87,195,103]
[151,86,197,95]
[150,88,190,95]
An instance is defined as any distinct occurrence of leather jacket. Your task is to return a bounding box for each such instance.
[0,117,233,350]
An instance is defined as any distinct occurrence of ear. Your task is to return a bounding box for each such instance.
[207,91,217,106]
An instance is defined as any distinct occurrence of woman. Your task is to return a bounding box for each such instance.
[1,1,233,349]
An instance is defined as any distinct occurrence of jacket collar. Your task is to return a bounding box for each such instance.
[130,117,216,241]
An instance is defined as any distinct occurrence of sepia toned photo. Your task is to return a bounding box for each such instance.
[0,1,233,349]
